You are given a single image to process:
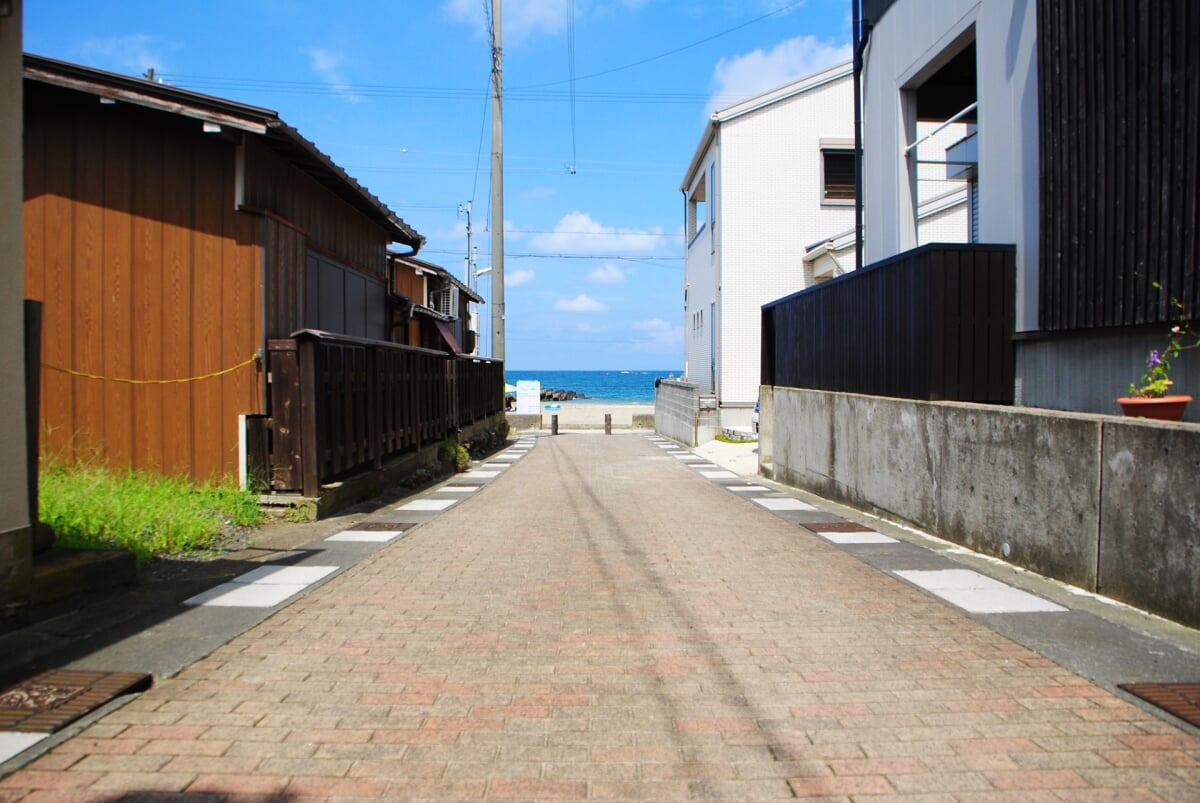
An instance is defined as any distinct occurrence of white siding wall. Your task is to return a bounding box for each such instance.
[716,77,855,416]
[683,153,716,394]
[862,0,1039,329]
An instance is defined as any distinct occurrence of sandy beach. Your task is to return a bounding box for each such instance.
[532,401,654,429]
[510,401,762,477]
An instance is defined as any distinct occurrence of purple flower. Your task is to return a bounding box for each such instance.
[1148,349,1161,367]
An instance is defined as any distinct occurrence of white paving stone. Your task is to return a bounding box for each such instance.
[0,732,47,764]
[398,498,458,511]
[752,497,817,511]
[184,582,314,608]
[439,486,480,493]
[465,470,501,479]
[326,530,405,543]
[183,565,338,608]
[700,470,738,479]
[894,569,1067,614]
[818,531,897,544]
[237,565,340,585]
[480,463,510,470]
[728,485,772,493]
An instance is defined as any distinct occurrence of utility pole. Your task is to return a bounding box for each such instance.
[490,0,505,362]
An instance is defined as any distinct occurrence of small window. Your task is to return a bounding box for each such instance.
[687,171,708,242]
[821,149,855,202]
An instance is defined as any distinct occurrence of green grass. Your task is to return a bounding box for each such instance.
[39,460,265,563]
[715,432,758,444]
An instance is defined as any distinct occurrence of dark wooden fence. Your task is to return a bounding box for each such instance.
[262,330,503,496]
[1038,0,1200,331]
[762,243,1015,403]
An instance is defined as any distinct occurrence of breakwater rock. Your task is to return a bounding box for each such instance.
[540,388,589,401]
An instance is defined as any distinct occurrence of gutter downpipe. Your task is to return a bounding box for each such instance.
[852,1,870,272]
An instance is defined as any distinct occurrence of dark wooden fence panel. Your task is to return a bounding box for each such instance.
[1038,0,1200,331]
[763,243,1015,403]
[266,331,503,496]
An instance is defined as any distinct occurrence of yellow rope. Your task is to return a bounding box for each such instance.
[43,354,260,385]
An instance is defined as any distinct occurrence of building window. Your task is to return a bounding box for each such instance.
[687,171,708,243]
[821,149,855,203]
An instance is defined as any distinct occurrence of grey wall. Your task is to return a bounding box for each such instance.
[654,380,700,446]
[0,0,32,628]
[762,387,1200,628]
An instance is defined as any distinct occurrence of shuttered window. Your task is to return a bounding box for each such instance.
[822,149,856,202]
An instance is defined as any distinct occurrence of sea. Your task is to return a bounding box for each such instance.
[505,370,681,405]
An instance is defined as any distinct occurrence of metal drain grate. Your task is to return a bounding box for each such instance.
[0,670,152,733]
[802,521,876,532]
[1119,682,1200,729]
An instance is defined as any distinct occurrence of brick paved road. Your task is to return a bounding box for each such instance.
[3,434,1198,799]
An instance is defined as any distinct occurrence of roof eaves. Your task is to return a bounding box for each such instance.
[712,62,853,124]
[266,123,424,249]
[24,53,275,134]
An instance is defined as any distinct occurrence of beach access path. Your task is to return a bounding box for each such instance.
[1,432,1198,799]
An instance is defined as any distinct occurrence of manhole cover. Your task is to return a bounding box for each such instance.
[802,521,876,532]
[1119,682,1200,729]
[0,670,152,733]
[347,522,413,531]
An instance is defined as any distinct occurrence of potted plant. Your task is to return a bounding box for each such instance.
[1118,300,1199,420]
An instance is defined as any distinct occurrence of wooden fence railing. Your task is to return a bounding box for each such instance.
[261,330,503,496]
[762,243,1016,403]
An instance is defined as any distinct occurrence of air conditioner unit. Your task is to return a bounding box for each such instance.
[434,285,459,317]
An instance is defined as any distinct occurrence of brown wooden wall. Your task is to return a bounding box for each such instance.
[390,260,427,345]
[242,138,390,281]
[23,82,265,480]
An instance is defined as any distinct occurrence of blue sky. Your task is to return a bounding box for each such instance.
[24,1,851,370]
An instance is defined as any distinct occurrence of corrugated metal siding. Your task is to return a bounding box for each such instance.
[24,83,264,479]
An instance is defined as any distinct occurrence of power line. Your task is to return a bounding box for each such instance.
[513,0,807,90]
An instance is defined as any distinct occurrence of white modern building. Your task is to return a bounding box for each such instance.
[682,61,968,431]
[681,64,856,430]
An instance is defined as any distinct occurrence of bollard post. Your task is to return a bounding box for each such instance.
[604,413,611,435]
[551,414,558,435]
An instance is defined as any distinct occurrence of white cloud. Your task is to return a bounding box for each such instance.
[78,34,179,77]
[507,268,536,287]
[708,35,851,114]
[531,211,667,256]
[588,263,626,284]
[442,0,569,42]
[306,47,364,103]
[556,294,607,312]
[630,318,683,352]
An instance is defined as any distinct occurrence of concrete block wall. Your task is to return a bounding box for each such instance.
[761,386,1200,628]
[654,380,700,446]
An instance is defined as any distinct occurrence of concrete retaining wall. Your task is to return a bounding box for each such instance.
[761,387,1200,628]
[654,380,700,446]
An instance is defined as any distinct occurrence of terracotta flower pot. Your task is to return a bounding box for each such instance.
[1116,394,1193,421]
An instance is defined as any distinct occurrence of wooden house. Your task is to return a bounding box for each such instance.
[388,254,483,356]
[22,54,425,481]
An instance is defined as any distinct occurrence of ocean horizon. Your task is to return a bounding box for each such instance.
[505,369,681,405]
